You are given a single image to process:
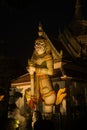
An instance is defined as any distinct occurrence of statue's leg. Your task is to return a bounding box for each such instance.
[42,91,56,119]
[40,77,56,118]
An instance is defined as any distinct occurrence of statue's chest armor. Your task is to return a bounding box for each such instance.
[36,58,46,67]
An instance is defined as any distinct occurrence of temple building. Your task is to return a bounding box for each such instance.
[9,0,87,129]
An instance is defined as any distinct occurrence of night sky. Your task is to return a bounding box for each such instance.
[0,0,87,68]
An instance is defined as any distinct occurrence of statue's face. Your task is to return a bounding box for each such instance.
[35,39,46,55]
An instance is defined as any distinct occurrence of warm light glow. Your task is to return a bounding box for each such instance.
[0,95,4,101]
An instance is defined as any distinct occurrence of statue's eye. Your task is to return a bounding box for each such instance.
[35,42,40,46]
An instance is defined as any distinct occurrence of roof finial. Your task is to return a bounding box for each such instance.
[38,22,44,37]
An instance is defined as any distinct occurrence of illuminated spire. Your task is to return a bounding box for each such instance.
[74,0,84,20]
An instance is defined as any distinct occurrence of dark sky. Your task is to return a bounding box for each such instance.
[0,0,87,68]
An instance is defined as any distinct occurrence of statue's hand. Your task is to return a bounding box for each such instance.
[27,66,35,75]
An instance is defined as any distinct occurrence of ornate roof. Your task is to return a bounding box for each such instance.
[11,73,30,86]
[11,0,87,85]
